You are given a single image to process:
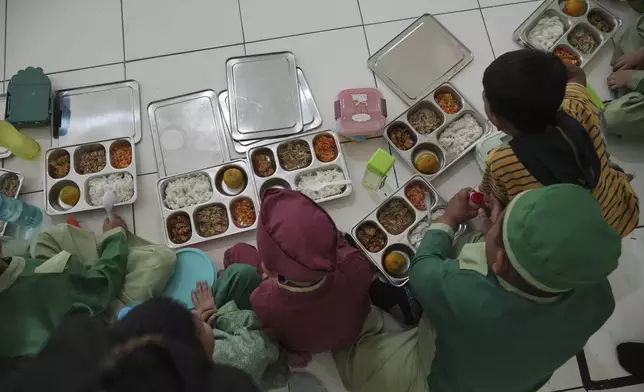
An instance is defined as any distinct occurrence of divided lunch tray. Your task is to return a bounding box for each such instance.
[246,130,352,204]
[0,169,24,236]
[44,137,138,216]
[351,176,466,287]
[383,82,492,181]
[157,160,259,248]
[512,0,622,67]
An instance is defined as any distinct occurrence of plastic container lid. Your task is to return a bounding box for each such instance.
[334,88,387,137]
[162,248,216,307]
[6,67,52,127]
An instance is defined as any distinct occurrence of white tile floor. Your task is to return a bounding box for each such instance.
[3,0,644,390]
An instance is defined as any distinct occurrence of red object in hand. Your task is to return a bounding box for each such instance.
[469,191,486,205]
[66,216,81,228]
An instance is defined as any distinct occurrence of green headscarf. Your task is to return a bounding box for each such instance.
[503,184,620,293]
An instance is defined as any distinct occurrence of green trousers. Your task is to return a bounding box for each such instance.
[604,14,644,137]
[29,224,176,323]
[213,263,261,310]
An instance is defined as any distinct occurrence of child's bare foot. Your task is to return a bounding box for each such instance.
[191,281,216,325]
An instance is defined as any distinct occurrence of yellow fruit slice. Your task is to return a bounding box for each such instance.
[59,185,80,206]
[384,252,407,274]
[223,168,244,189]
[415,153,439,174]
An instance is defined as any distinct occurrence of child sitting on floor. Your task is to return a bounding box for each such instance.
[224,189,373,366]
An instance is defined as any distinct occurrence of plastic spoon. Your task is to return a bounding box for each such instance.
[424,191,433,223]
[304,180,353,192]
[102,190,117,219]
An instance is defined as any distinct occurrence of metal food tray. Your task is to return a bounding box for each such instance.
[226,52,302,141]
[383,82,492,181]
[512,0,622,67]
[148,90,230,178]
[219,68,322,154]
[351,176,466,287]
[44,137,138,216]
[52,80,142,146]
[157,160,259,248]
[0,169,24,236]
[246,130,352,204]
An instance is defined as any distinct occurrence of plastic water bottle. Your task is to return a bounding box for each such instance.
[0,120,41,160]
[0,195,43,228]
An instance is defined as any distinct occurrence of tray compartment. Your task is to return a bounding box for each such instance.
[407,101,444,135]
[382,243,414,279]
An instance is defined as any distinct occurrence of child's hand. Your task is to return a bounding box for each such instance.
[287,350,312,368]
[103,215,127,232]
[608,70,635,91]
[191,281,217,325]
[613,48,644,71]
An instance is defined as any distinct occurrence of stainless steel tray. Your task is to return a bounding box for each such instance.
[156,160,259,248]
[512,0,622,67]
[148,90,230,177]
[0,95,11,158]
[246,130,352,204]
[220,68,322,153]
[351,176,466,287]
[226,52,302,141]
[368,14,473,106]
[0,169,24,236]
[44,137,138,216]
[383,82,492,181]
[52,80,142,146]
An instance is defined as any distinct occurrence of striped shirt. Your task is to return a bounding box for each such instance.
[480,83,639,237]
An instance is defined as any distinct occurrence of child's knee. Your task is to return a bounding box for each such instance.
[223,263,262,286]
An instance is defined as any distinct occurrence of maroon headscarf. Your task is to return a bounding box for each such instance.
[257,189,337,281]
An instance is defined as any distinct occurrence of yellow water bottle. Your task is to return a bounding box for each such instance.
[0,120,40,160]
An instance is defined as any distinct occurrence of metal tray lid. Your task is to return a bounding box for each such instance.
[0,95,12,159]
[52,80,142,146]
[148,90,230,178]
[368,14,473,106]
[226,51,302,136]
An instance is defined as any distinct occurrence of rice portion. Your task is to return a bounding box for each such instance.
[88,173,134,206]
[528,16,565,51]
[164,173,213,210]
[438,114,483,155]
[296,168,346,201]
[408,209,445,248]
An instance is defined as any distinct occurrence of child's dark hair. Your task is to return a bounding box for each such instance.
[2,299,260,392]
[483,49,567,133]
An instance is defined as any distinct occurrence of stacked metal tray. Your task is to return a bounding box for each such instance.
[44,137,138,215]
[246,130,352,204]
[383,82,492,180]
[219,68,322,154]
[157,160,259,248]
[351,176,466,287]
[0,169,24,235]
[513,0,622,67]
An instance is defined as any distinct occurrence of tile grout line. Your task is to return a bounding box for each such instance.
[119,0,127,78]
[476,0,498,59]
[236,0,246,44]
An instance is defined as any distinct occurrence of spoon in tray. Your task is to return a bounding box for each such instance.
[102,190,117,219]
[424,191,433,223]
[304,180,353,192]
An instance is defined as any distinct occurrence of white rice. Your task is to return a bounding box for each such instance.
[296,168,346,201]
[528,16,565,51]
[409,209,445,248]
[164,173,213,210]
[88,173,134,206]
[438,114,483,156]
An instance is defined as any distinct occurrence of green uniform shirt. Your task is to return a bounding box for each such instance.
[0,228,128,358]
[410,224,615,392]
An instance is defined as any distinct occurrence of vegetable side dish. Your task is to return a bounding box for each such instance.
[589,11,612,33]
[405,182,431,210]
[409,106,442,134]
[252,151,276,177]
[110,141,132,169]
[313,134,338,162]
[196,205,229,237]
[278,140,312,171]
[0,174,20,198]
[435,92,461,114]
[554,46,580,65]
[569,26,598,54]
[377,199,414,235]
[78,146,107,174]
[231,198,256,228]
